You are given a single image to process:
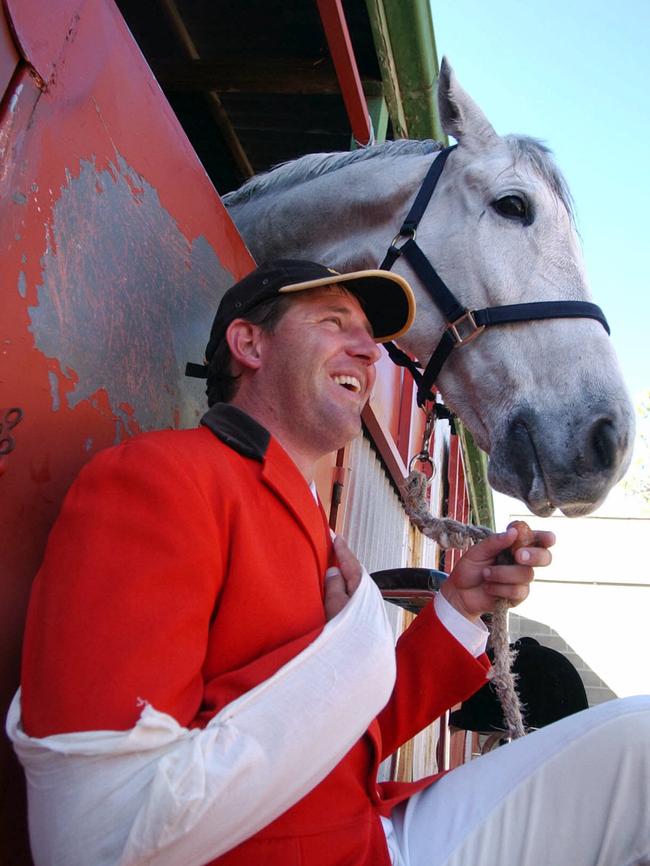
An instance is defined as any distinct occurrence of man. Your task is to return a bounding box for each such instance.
[8,260,649,866]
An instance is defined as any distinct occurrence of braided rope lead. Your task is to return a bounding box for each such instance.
[487,600,526,739]
[401,468,527,740]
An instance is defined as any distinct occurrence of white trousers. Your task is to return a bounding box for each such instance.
[384,696,650,866]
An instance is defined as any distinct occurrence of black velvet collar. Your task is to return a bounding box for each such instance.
[200,403,271,462]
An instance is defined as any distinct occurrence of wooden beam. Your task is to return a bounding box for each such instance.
[362,401,407,493]
[152,55,383,99]
[364,0,409,137]
[158,0,253,179]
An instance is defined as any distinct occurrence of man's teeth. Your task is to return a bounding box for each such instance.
[333,374,361,393]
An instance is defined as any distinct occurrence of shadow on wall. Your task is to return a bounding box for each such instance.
[509,614,618,706]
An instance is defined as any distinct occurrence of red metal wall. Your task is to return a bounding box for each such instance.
[0,1,474,856]
[0,0,252,859]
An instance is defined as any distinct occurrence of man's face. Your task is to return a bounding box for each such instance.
[254,286,382,456]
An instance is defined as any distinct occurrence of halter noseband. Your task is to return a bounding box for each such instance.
[380,145,610,407]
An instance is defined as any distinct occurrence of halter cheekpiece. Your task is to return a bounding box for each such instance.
[380,145,610,407]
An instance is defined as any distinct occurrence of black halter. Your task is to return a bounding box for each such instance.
[380,145,610,407]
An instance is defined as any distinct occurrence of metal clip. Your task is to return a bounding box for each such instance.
[408,408,435,482]
[448,310,485,346]
[389,227,417,250]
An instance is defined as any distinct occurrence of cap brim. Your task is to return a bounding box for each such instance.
[279,269,415,343]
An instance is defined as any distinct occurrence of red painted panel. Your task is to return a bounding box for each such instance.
[396,368,415,464]
[5,0,85,86]
[0,3,19,101]
[0,1,252,858]
[370,350,404,443]
[315,0,372,145]
[446,435,463,572]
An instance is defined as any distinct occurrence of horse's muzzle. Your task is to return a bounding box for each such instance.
[488,404,633,517]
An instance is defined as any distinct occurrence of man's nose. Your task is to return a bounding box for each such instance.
[351,328,382,364]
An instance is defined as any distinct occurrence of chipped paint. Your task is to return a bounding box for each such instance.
[1,7,252,856]
[8,83,23,114]
[47,370,60,410]
[28,153,230,429]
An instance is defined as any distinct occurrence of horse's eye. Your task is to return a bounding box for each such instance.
[492,195,529,222]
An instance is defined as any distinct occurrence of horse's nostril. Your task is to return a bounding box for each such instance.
[590,419,617,470]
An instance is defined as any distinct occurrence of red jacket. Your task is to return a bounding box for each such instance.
[21,404,489,865]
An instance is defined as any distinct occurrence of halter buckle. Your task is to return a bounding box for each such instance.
[390,227,417,250]
[448,310,485,347]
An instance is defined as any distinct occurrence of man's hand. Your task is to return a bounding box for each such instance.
[324,535,363,621]
[440,526,555,622]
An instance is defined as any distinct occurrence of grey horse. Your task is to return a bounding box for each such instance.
[224,59,634,519]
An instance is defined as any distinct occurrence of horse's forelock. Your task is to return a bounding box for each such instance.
[504,135,575,223]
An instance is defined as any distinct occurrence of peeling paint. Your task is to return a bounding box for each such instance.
[28,153,230,431]
[8,84,23,114]
[47,370,60,411]
[1,6,250,853]
[12,192,27,204]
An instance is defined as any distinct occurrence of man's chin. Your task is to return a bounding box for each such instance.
[321,411,363,452]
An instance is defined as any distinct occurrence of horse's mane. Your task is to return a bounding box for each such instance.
[222,140,443,205]
[224,135,574,221]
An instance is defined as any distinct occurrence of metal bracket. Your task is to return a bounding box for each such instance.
[0,407,23,456]
[408,407,435,481]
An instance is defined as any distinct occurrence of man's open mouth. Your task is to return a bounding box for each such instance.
[333,375,362,394]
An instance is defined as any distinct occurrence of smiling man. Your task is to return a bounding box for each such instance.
[214,263,388,474]
[9,260,650,866]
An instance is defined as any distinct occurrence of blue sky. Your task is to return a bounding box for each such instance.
[430,0,649,398]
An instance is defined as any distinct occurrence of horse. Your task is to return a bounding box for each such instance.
[223,58,635,520]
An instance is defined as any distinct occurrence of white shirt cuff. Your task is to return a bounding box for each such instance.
[434,592,489,658]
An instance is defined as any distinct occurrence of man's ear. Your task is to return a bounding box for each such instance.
[226,319,264,371]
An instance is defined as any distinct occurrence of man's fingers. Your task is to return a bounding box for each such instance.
[484,580,531,606]
[464,527,519,564]
[482,562,534,607]
[324,567,349,620]
[484,564,535,586]
[332,535,362,594]
[467,527,556,567]
[532,530,556,550]
[512,546,553,567]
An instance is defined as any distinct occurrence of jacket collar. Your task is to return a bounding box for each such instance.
[200,403,270,461]
[200,403,331,577]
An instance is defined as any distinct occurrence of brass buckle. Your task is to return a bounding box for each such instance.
[448,310,485,346]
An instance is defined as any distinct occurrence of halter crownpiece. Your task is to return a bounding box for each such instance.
[380,145,611,407]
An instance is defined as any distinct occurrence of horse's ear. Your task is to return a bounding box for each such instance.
[438,57,498,148]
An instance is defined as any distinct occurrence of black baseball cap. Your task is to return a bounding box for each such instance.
[186,259,415,378]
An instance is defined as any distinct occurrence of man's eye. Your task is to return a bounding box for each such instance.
[324,317,342,327]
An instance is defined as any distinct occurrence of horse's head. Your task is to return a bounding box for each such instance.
[224,60,635,517]
[397,59,635,516]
